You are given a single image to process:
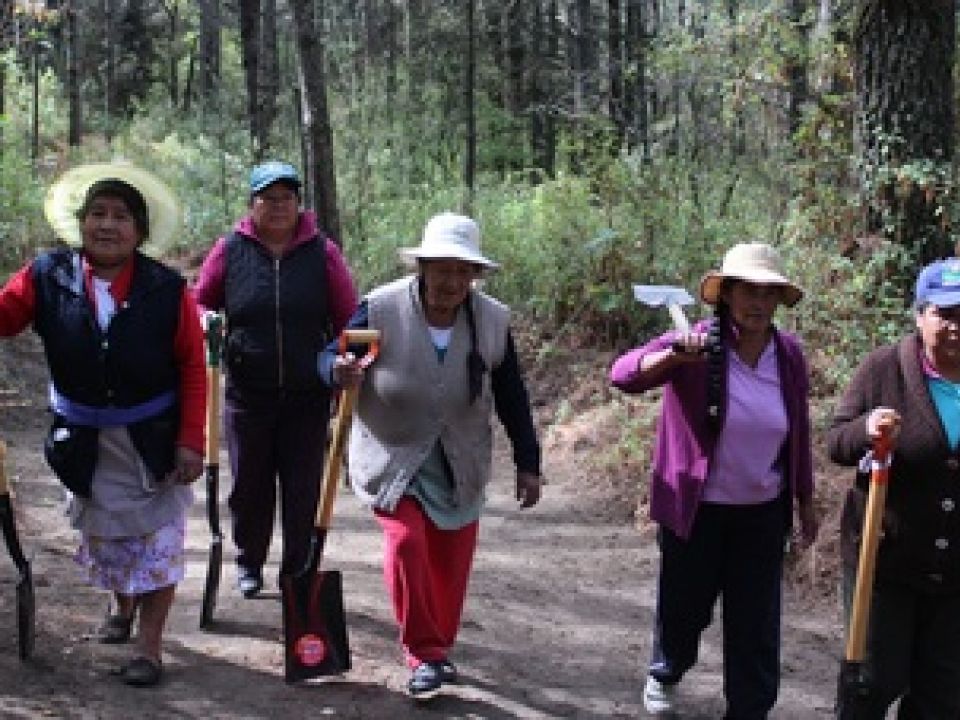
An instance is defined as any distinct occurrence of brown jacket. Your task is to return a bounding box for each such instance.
[828,334,960,593]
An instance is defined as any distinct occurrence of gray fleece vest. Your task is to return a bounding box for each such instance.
[349,276,510,511]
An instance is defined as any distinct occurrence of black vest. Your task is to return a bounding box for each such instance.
[32,249,184,496]
[224,231,329,395]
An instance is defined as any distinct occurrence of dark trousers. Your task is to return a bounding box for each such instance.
[650,497,787,720]
[223,386,329,574]
[839,572,960,719]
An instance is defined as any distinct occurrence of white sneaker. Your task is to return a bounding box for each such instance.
[643,675,677,715]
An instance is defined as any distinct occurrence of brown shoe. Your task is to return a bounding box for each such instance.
[97,613,134,644]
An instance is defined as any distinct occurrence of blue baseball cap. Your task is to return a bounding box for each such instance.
[249,161,300,195]
[915,258,960,308]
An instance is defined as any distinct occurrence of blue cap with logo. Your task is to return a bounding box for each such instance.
[915,258,960,308]
[249,161,301,195]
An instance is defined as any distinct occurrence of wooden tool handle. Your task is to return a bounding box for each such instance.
[0,440,8,496]
[844,429,894,662]
[314,329,381,529]
[205,366,221,462]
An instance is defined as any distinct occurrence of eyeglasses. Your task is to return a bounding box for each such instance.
[255,192,297,205]
[928,305,960,325]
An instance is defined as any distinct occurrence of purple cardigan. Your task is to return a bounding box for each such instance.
[610,320,814,539]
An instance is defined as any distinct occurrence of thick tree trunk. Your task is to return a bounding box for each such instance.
[855,0,955,264]
[259,0,279,154]
[290,0,342,244]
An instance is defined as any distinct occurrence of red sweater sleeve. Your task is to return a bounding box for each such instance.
[0,264,38,336]
[174,288,207,453]
[325,239,358,336]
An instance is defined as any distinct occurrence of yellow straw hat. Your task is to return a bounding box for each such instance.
[44,161,182,247]
[699,242,803,307]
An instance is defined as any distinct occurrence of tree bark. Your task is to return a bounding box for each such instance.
[260,0,279,154]
[608,0,624,150]
[855,0,955,264]
[239,0,262,155]
[290,0,342,244]
[68,2,81,146]
[198,0,221,99]
[464,0,476,211]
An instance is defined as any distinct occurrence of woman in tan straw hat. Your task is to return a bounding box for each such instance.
[320,212,543,700]
[0,162,206,687]
[610,241,817,717]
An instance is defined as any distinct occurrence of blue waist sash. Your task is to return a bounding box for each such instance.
[49,385,177,428]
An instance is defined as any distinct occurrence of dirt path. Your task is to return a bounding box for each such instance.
[0,334,843,718]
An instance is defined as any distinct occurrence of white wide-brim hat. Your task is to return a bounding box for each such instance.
[398,212,499,271]
[699,241,803,307]
[44,161,182,247]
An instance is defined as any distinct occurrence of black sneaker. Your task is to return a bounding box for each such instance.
[237,567,263,599]
[407,662,443,700]
[437,659,458,684]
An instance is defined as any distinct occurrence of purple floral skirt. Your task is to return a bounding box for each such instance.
[76,514,186,595]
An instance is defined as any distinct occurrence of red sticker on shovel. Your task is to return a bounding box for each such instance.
[295,634,328,666]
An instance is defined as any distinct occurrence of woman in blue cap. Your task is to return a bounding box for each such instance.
[194,161,357,597]
[829,257,960,717]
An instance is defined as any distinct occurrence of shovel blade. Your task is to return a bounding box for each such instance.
[280,567,350,682]
[836,659,873,720]
[199,537,222,630]
[633,285,695,307]
[16,562,35,661]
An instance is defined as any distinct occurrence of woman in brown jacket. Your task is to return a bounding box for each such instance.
[828,257,960,718]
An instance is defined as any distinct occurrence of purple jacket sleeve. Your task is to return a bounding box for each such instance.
[324,239,358,336]
[610,320,711,393]
[192,236,228,311]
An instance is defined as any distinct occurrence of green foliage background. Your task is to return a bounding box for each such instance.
[1,3,939,403]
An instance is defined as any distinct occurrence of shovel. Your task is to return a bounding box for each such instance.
[0,440,35,660]
[281,328,380,682]
[633,284,696,333]
[836,424,895,719]
[199,313,224,630]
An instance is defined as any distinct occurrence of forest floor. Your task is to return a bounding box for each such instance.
[0,327,852,719]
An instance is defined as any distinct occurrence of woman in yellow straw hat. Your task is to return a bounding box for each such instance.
[0,162,206,687]
[610,242,818,717]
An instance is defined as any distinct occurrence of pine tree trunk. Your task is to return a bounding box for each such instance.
[855,0,955,263]
[290,0,342,244]
[608,0,624,150]
[464,0,476,212]
[198,0,221,99]
[259,0,279,154]
[68,4,81,146]
[239,0,262,155]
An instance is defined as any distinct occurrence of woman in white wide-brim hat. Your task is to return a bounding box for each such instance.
[610,241,817,717]
[318,212,542,701]
[0,162,206,687]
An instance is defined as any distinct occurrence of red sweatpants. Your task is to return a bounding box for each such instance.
[375,497,479,668]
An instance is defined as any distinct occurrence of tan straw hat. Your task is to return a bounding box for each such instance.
[398,212,499,271]
[699,242,803,307]
[44,161,182,247]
